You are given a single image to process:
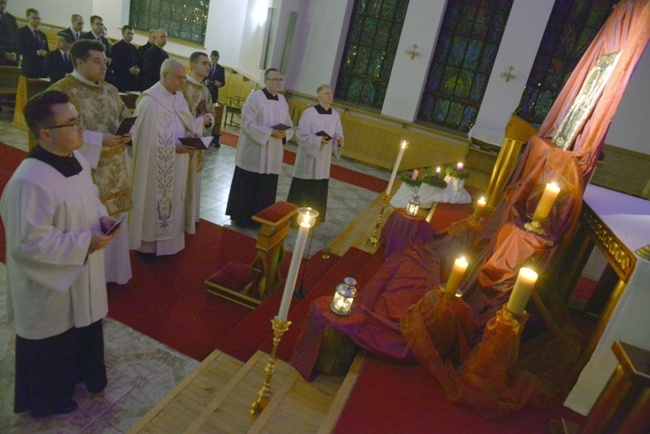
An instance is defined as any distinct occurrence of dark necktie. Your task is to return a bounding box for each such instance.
[63,52,69,67]
[33,30,41,49]
[75,32,80,41]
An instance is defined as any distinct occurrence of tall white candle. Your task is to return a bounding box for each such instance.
[277,209,316,321]
[385,140,407,195]
[507,267,538,315]
[444,257,468,295]
[456,162,464,171]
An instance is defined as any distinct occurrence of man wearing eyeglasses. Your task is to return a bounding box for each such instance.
[0,90,119,418]
[48,39,134,285]
[226,68,294,227]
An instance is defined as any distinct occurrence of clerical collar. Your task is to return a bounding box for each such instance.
[262,88,279,101]
[187,75,202,86]
[27,145,82,177]
[72,70,100,87]
[315,104,332,115]
[159,83,177,99]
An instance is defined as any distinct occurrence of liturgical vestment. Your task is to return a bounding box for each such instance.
[0,151,108,340]
[129,82,204,255]
[182,75,215,233]
[49,72,134,284]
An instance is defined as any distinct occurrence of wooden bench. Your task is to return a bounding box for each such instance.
[0,66,21,110]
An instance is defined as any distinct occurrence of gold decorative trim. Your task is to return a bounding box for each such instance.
[581,203,636,282]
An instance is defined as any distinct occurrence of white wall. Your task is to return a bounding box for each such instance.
[5,0,92,28]
[204,0,247,68]
[381,0,446,121]
[469,0,555,146]
[605,44,650,154]
[288,0,352,96]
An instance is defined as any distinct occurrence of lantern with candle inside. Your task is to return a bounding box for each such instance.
[441,257,468,296]
[473,196,486,221]
[405,194,421,217]
[524,182,560,235]
[506,267,538,315]
[330,277,358,316]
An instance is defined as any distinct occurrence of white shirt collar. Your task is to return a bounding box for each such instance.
[72,70,100,87]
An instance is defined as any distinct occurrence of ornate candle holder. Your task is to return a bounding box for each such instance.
[250,317,291,416]
[368,193,390,246]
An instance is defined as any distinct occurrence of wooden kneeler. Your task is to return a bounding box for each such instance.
[205,201,298,308]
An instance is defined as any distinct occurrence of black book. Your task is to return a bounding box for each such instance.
[271,123,292,131]
[315,130,332,140]
[104,218,124,236]
[115,116,137,136]
[179,136,213,150]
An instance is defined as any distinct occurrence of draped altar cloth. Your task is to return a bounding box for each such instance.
[291,0,650,416]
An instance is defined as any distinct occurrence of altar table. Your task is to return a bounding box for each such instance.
[564,185,650,415]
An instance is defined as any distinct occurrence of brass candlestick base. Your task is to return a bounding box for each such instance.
[439,284,463,298]
[524,218,546,236]
[368,193,390,246]
[250,317,291,416]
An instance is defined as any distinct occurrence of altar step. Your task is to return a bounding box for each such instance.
[128,348,367,433]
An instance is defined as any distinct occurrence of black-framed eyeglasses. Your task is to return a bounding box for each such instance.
[42,119,81,130]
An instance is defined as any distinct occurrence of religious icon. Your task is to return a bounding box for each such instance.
[552,51,622,151]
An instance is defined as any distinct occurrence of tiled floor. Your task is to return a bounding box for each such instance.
[0,106,390,433]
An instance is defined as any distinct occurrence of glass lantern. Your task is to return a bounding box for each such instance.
[330,277,358,316]
[405,194,421,217]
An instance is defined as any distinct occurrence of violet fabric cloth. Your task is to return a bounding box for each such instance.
[380,208,437,258]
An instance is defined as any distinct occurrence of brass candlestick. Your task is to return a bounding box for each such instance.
[368,193,390,246]
[250,317,291,416]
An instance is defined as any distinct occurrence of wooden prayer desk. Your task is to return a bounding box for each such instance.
[205,201,298,308]
[564,185,650,416]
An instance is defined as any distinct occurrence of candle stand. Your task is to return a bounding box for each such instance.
[368,193,390,246]
[250,317,291,416]
[524,218,546,236]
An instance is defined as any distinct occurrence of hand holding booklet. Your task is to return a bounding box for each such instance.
[179,136,213,150]
[271,123,292,131]
[115,116,137,136]
[315,130,332,140]
[104,218,124,236]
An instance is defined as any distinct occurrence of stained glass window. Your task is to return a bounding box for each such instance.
[129,0,209,46]
[516,0,618,126]
[335,0,410,109]
[417,0,513,132]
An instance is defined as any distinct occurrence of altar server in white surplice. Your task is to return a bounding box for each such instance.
[129,59,204,259]
[287,84,344,222]
[226,68,294,227]
[0,91,119,418]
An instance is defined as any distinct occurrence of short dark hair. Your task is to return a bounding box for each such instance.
[56,31,73,44]
[122,25,133,33]
[210,50,220,57]
[69,39,105,65]
[90,15,102,24]
[264,68,280,80]
[26,8,39,18]
[24,90,70,138]
[189,51,208,64]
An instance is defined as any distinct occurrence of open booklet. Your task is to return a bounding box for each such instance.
[179,136,214,150]
[315,130,332,140]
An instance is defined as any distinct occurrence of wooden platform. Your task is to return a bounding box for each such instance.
[128,350,366,433]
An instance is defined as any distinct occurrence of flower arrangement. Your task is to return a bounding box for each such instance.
[400,171,422,187]
[445,166,471,179]
[421,167,448,189]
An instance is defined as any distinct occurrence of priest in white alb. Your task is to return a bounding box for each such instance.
[48,39,134,284]
[287,84,344,222]
[0,90,119,418]
[226,67,294,227]
[182,51,215,233]
[129,58,205,259]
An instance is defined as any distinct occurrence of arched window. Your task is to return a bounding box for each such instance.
[516,0,618,126]
[418,0,513,132]
[129,0,209,46]
[335,0,410,110]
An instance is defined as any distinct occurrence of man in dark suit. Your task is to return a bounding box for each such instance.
[81,15,113,83]
[16,8,49,77]
[61,14,84,43]
[136,29,156,90]
[112,25,139,91]
[0,0,20,66]
[43,32,73,83]
[140,29,168,91]
[205,50,226,104]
